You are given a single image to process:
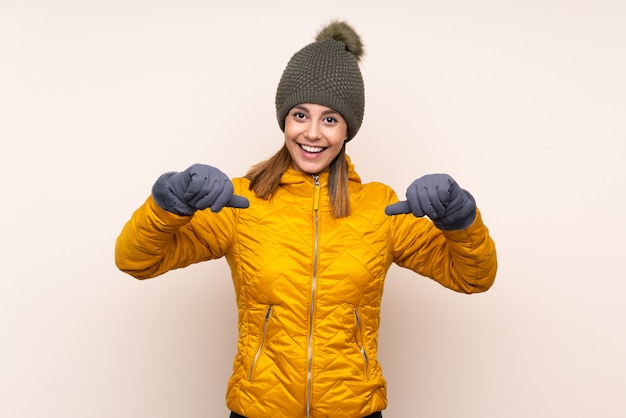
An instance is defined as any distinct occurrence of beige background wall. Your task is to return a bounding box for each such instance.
[1,0,625,416]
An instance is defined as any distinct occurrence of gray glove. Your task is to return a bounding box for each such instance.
[152,164,249,215]
[385,173,476,230]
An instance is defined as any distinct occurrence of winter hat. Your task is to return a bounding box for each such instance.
[275,20,365,141]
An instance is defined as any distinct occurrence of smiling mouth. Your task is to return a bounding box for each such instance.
[299,144,326,153]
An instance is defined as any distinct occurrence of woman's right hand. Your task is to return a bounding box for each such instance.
[152,163,249,215]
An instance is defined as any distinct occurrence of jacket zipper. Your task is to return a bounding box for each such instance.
[306,175,321,418]
[354,308,370,380]
[248,304,273,381]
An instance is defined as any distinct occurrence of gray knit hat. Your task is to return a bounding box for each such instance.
[275,20,365,141]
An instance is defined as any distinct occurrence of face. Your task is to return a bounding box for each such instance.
[284,103,348,174]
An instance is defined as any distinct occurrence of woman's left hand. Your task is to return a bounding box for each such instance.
[385,173,476,230]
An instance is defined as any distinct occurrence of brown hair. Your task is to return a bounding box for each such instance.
[244,145,351,218]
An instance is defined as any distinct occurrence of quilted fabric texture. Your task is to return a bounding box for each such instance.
[115,156,497,417]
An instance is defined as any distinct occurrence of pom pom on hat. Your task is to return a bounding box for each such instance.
[315,20,364,62]
[275,20,365,141]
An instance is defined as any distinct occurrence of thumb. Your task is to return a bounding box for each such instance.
[226,194,250,209]
[385,201,411,216]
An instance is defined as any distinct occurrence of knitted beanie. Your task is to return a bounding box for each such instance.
[275,20,365,141]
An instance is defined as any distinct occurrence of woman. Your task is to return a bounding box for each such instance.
[115,20,497,418]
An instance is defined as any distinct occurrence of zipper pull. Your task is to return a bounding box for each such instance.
[313,175,320,211]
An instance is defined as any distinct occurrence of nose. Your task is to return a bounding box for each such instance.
[305,121,322,141]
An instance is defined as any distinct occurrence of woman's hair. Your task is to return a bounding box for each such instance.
[244,145,351,218]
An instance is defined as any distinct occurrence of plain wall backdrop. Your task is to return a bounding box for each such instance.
[1,0,625,417]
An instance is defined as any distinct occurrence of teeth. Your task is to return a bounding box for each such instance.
[300,144,325,153]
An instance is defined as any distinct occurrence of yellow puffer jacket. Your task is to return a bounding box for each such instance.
[115,160,497,418]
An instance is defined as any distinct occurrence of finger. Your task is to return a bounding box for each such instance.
[385,201,411,216]
[226,195,250,209]
[446,180,461,207]
[195,178,229,210]
[406,184,427,218]
[184,170,208,202]
[436,176,453,208]
[416,183,444,219]
[208,181,235,212]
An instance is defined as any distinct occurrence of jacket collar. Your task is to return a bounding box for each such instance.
[279,154,362,189]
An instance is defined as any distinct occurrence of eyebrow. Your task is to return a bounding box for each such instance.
[293,105,340,116]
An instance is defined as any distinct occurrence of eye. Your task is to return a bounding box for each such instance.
[292,111,306,119]
[324,116,338,123]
